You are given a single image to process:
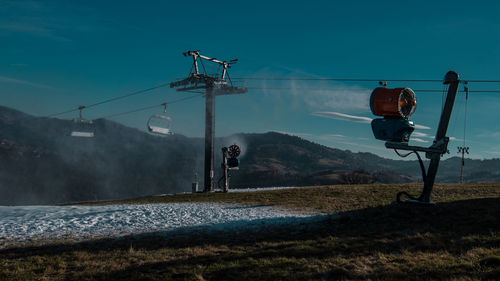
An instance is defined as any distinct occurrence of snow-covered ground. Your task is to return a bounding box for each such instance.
[0,202,320,246]
[229,186,301,192]
[158,186,302,196]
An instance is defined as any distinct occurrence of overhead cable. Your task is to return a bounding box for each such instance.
[46,82,171,118]
[102,93,203,119]
[233,77,442,82]
[234,77,500,83]
[245,87,500,93]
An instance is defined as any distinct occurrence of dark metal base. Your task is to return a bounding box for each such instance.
[396,191,436,205]
[399,199,436,205]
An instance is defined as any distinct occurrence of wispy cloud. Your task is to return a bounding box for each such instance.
[312,111,372,123]
[312,111,432,130]
[476,132,500,139]
[414,124,431,130]
[412,138,429,143]
[270,130,346,140]
[0,75,54,89]
[0,21,72,42]
[483,149,500,156]
[325,134,346,138]
[413,131,433,138]
[251,68,372,112]
[288,81,370,111]
[270,130,313,138]
[0,1,102,43]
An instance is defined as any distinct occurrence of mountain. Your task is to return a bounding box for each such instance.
[226,132,413,187]
[0,106,204,205]
[0,105,498,205]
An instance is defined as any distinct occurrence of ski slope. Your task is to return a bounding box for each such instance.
[0,202,316,246]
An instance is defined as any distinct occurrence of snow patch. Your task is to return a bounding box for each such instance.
[230,186,301,192]
[0,203,316,245]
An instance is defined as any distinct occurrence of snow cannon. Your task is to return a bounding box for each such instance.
[227,144,241,169]
[219,143,242,192]
[370,87,417,142]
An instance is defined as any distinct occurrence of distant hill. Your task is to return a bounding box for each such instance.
[0,106,204,205]
[227,132,413,187]
[0,105,498,205]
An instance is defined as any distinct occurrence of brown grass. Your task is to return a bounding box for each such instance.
[67,182,500,212]
[1,183,499,280]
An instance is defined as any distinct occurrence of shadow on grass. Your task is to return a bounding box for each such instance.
[1,197,499,280]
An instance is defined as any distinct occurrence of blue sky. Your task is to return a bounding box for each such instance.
[1,0,500,159]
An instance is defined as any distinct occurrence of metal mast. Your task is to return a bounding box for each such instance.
[457,146,469,183]
[385,71,460,203]
[170,51,247,192]
[457,81,470,184]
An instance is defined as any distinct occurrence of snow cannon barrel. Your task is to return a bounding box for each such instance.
[227,144,241,169]
[370,87,417,119]
[228,144,241,159]
[370,87,417,143]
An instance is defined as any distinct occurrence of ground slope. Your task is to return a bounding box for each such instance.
[0,183,499,280]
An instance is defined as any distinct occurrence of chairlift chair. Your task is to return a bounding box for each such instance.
[147,103,173,135]
[71,105,95,138]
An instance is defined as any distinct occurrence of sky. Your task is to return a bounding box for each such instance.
[1,0,500,159]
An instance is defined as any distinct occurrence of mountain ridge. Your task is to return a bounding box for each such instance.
[1,105,498,205]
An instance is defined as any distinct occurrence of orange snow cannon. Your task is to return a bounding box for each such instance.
[370,87,417,142]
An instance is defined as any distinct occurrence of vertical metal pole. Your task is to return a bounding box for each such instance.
[222,148,229,192]
[192,172,199,193]
[457,147,469,184]
[460,150,464,183]
[204,86,215,192]
[193,54,199,75]
[420,71,460,202]
[221,64,227,80]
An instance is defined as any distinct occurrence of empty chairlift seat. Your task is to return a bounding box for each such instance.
[147,103,173,136]
[71,106,95,138]
[70,120,95,137]
[147,114,173,135]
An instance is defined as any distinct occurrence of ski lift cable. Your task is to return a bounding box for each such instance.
[233,77,500,83]
[101,93,203,119]
[39,78,500,119]
[45,82,172,118]
[235,78,443,82]
[84,83,172,109]
[46,108,80,118]
[244,87,500,93]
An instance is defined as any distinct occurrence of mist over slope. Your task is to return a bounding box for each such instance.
[1,105,498,205]
[0,106,202,205]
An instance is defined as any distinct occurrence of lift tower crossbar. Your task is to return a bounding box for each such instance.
[170,51,247,192]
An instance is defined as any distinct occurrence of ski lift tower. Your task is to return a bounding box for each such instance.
[170,51,247,192]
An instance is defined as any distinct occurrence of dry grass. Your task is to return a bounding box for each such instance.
[1,183,499,280]
[68,182,500,212]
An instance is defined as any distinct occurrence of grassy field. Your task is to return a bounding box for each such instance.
[1,183,499,280]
